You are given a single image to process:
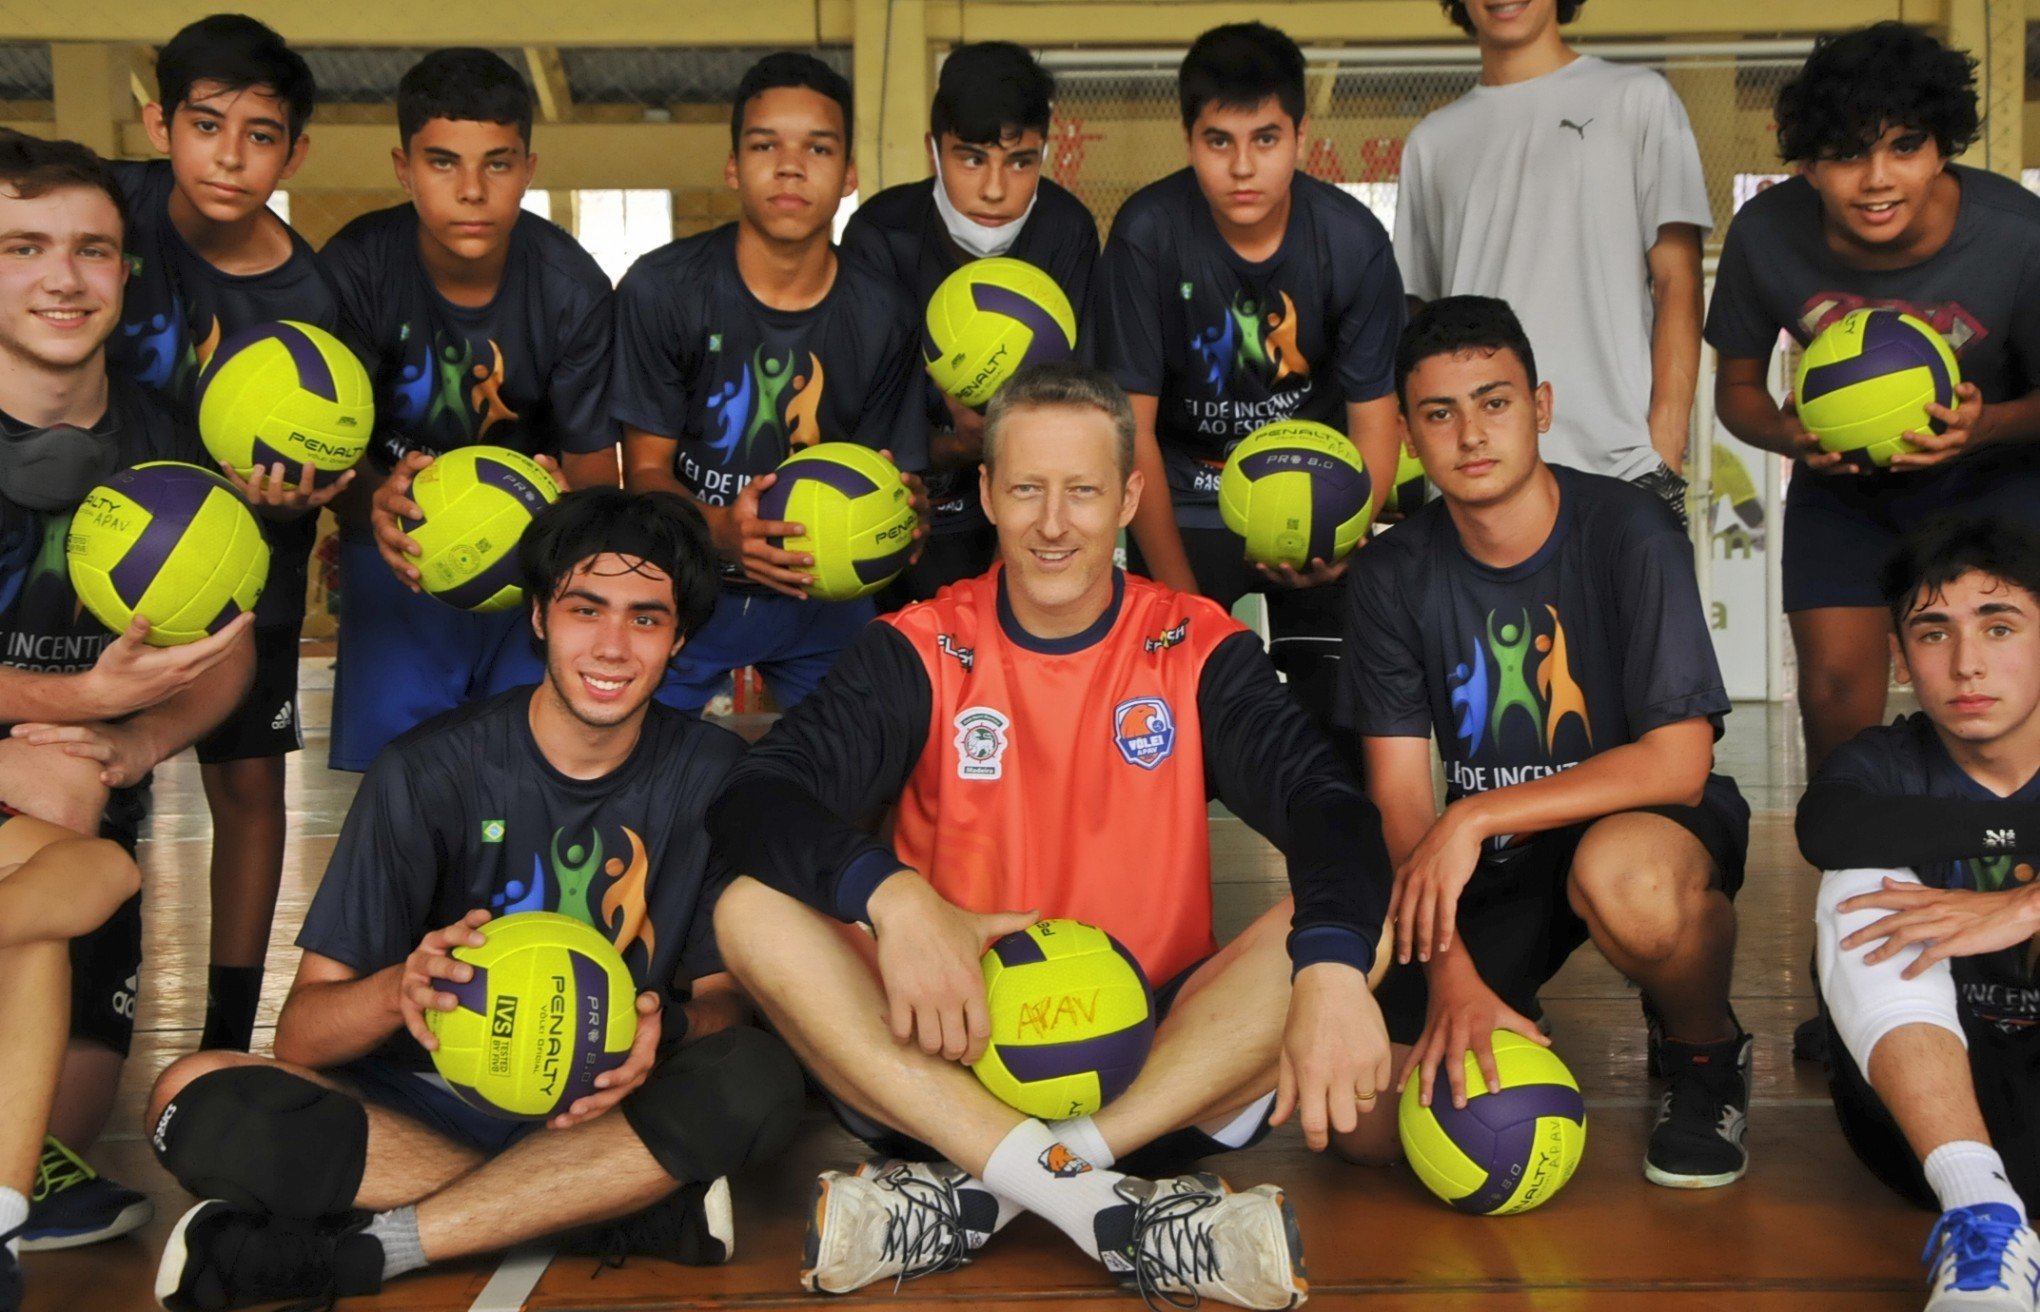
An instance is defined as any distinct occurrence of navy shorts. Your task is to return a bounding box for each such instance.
[827,955,1277,1173]
[196,625,304,765]
[1783,455,2040,613]
[660,589,873,715]
[336,1056,540,1157]
[1375,775,1751,1045]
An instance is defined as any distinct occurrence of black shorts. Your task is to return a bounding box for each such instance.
[69,889,141,1057]
[196,625,303,765]
[1375,774,1751,1045]
[827,956,1276,1174]
[877,525,997,614]
[1783,456,2040,613]
[1819,992,2040,1213]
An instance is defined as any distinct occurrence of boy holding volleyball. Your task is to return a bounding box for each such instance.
[1097,21,1403,759]
[710,362,1394,1308]
[613,51,925,712]
[840,41,1098,605]
[146,490,803,1311]
[328,47,625,772]
[1797,515,2040,1310]
[1709,23,2040,777]
[1339,298,1752,1190]
[111,14,353,1058]
[1396,0,1709,517]
[0,130,256,1250]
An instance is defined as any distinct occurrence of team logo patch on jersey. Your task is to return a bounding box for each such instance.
[954,707,1011,780]
[1113,697,1176,770]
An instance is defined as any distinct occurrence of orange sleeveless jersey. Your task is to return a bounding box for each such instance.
[882,570,1244,985]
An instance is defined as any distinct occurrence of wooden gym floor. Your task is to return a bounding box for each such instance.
[34,665,1936,1312]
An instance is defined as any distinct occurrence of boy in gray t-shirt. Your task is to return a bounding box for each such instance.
[1395,0,1710,507]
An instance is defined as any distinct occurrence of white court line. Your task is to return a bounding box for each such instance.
[468,1245,554,1312]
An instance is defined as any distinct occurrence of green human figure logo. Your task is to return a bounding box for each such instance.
[551,829,607,923]
[1230,291,1270,374]
[428,337,477,437]
[744,347,797,457]
[1965,854,2036,893]
[1487,609,1545,749]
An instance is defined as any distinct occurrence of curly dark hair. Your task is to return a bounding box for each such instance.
[1439,0,1585,36]
[1775,22,1979,162]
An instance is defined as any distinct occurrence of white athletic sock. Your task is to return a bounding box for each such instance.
[0,1185,26,1248]
[979,1120,1129,1264]
[1923,1141,2026,1219]
[1048,1114,1117,1169]
[366,1206,427,1281]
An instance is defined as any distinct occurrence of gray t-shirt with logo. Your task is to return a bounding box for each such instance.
[1395,56,1712,481]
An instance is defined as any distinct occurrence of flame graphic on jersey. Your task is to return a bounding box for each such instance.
[599,828,657,963]
[705,345,828,462]
[1264,292,1308,385]
[1451,606,1591,757]
[468,340,520,440]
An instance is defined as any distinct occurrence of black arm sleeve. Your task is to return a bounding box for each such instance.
[1198,632,1391,973]
[705,623,932,920]
[1796,782,2040,870]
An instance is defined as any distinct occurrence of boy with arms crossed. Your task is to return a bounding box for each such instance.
[0,131,254,1247]
[110,14,349,1055]
[711,363,1393,1309]
[841,41,1098,604]
[614,52,925,711]
[147,491,802,1311]
[1099,22,1403,748]
[1396,0,1709,514]
[1798,516,2040,1311]
[1341,298,1752,1189]
[331,47,625,771]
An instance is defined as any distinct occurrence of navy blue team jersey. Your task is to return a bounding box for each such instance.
[321,204,618,469]
[297,688,742,1070]
[609,223,926,507]
[841,177,1098,533]
[1344,467,1741,862]
[105,159,339,628]
[1815,713,2040,1036]
[1099,169,1403,523]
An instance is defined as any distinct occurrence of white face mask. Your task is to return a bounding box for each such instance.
[930,144,1037,259]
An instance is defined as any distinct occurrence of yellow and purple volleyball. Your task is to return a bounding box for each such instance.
[426,911,637,1122]
[65,462,268,646]
[924,257,1078,408]
[1794,309,1960,468]
[755,444,917,602]
[1399,1031,1587,1216]
[1218,419,1374,568]
[195,321,373,488]
[401,446,560,613]
[973,920,1155,1120]
[1386,444,1429,515]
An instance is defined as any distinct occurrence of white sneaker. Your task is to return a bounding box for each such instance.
[1925,1204,2040,1311]
[801,1160,978,1294]
[1097,1172,1308,1310]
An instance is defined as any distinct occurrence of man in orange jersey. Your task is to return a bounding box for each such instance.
[709,362,1393,1310]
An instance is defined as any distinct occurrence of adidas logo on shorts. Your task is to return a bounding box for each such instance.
[270,703,295,732]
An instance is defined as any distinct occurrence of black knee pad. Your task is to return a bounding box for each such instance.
[151,1066,367,1218]
[622,1026,805,1182]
